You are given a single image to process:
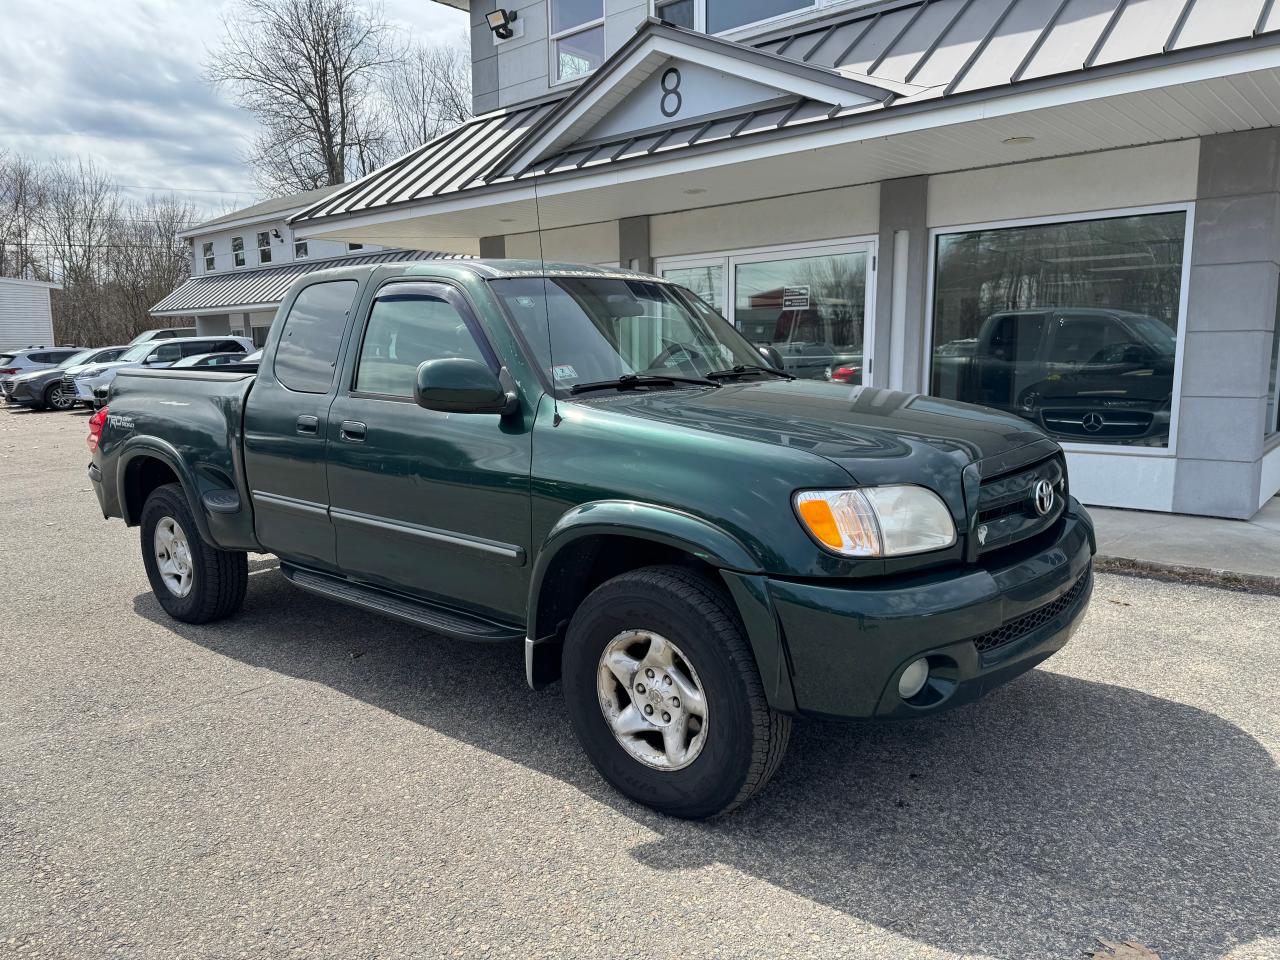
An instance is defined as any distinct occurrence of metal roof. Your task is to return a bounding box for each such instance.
[290,1,1280,228]
[750,0,1279,98]
[149,249,458,317]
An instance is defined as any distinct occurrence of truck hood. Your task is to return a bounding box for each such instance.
[568,379,1050,485]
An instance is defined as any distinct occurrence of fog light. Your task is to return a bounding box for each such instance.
[898,658,929,699]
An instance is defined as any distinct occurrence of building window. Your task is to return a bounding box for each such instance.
[257,231,272,265]
[658,239,874,383]
[550,0,604,84]
[232,236,245,268]
[347,242,364,252]
[295,240,309,259]
[202,241,215,272]
[930,209,1189,449]
[653,0,815,34]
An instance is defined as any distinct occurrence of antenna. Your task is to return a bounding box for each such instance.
[531,175,561,426]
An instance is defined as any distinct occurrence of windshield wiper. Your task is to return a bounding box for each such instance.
[569,373,719,395]
[705,364,794,381]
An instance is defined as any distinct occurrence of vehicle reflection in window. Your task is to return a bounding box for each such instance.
[930,211,1186,447]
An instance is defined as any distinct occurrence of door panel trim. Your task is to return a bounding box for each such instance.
[251,490,330,518]
[330,506,526,563]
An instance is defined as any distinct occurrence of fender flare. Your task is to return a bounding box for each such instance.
[116,436,214,544]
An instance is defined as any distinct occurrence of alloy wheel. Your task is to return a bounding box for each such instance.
[153,516,194,598]
[596,630,709,771]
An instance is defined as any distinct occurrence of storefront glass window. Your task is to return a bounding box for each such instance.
[707,0,811,32]
[930,211,1186,447]
[661,264,724,312]
[735,250,868,383]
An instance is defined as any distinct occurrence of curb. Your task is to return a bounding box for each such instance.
[1095,555,1280,597]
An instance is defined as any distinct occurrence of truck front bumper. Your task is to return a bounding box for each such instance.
[766,502,1094,719]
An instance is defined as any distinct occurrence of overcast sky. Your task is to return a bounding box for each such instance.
[0,0,468,216]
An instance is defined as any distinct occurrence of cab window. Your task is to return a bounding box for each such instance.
[355,290,488,399]
[274,280,359,393]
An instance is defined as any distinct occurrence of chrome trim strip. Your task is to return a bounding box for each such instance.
[329,507,526,562]
[250,490,330,518]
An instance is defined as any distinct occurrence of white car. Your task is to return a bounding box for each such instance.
[70,336,254,405]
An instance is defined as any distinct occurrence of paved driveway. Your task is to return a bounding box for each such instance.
[1,405,1277,959]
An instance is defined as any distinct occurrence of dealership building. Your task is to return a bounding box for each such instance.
[289,0,1280,518]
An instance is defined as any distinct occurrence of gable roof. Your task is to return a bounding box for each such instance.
[183,185,345,237]
[290,0,1280,229]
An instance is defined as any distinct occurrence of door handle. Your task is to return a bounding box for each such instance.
[295,415,319,435]
[340,420,367,442]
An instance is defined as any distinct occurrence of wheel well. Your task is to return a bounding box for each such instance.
[122,456,182,526]
[533,535,723,645]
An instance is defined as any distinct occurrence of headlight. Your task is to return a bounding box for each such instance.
[794,486,957,558]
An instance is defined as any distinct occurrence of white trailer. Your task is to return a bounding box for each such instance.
[0,277,60,351]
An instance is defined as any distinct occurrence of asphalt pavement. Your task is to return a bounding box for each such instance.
[1,404,1277,960]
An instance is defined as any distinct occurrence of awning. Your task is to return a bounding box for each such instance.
[149,249,458,318]
[288,5,1280,248]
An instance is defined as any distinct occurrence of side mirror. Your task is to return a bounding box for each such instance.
[758,345,785,371]
[143,353,161,365]
[414,358,518,415]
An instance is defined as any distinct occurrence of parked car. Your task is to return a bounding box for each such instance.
[171,351,249,369]
[2,346,126,410]
[87,261,1094,819]
[0,347,85,390]
[69,336,254,408]
[128,327,196,344]
[932,307,1177,445]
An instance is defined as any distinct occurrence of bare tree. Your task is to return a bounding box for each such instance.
[0,152,50,280]
[378,38,472,160]
[205,0,395,196]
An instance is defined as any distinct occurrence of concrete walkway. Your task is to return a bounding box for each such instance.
[1090,496,1279,591]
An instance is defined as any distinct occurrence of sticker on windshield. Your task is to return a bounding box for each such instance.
[552,364,578,381]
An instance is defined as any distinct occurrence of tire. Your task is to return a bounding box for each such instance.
[43,382,74,412]
[140,483,247,624]
[563,565,791,819]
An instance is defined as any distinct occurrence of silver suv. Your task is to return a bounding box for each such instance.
[1,347,85,400]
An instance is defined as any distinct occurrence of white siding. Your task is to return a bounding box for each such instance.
[193,218,384,277]
[0,279,56,351]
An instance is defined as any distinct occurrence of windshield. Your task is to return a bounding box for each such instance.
[491,276,766,391]
[56,350,94,369]
[119,342,159,363]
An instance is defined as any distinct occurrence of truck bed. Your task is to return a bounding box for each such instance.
[97,367,260,551]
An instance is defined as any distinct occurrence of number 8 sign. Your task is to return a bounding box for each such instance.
[660,67,682,118]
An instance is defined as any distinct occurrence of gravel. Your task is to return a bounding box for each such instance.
[1,404,1277,960]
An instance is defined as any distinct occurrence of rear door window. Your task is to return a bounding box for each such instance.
[275,280,359,393]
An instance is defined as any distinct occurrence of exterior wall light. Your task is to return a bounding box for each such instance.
[486,9,518,39]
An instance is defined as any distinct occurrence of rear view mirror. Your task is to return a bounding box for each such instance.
[758,345,785,371]
[414,358,518,415]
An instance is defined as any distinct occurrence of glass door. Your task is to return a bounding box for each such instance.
[659,241,875,384]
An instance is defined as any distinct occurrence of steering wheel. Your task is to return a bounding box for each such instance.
[650,340,706,370]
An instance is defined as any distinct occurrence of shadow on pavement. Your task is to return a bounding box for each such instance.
[134,566,1280,960]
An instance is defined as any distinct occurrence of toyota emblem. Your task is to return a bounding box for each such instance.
[1082,412,1105,432]
[1032,479,1055,516]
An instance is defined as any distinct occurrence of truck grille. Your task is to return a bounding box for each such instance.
[972,571,1090,655]
[975,453,1066,554]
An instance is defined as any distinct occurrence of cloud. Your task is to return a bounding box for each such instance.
[0,0,467,216]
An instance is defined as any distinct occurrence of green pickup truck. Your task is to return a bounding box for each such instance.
[87,260,1095,818]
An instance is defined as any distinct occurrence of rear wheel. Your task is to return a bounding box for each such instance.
[140,483,247,623]
[44,382,75,411]
[563,565,791,819]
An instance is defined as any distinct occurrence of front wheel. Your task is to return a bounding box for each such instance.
[140,483,247,623]
[563,565,791,819]
[44,382,75,411]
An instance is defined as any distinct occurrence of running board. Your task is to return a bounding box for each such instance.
[280,563,523,643]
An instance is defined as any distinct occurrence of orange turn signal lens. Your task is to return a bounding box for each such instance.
[796,498,842,549]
